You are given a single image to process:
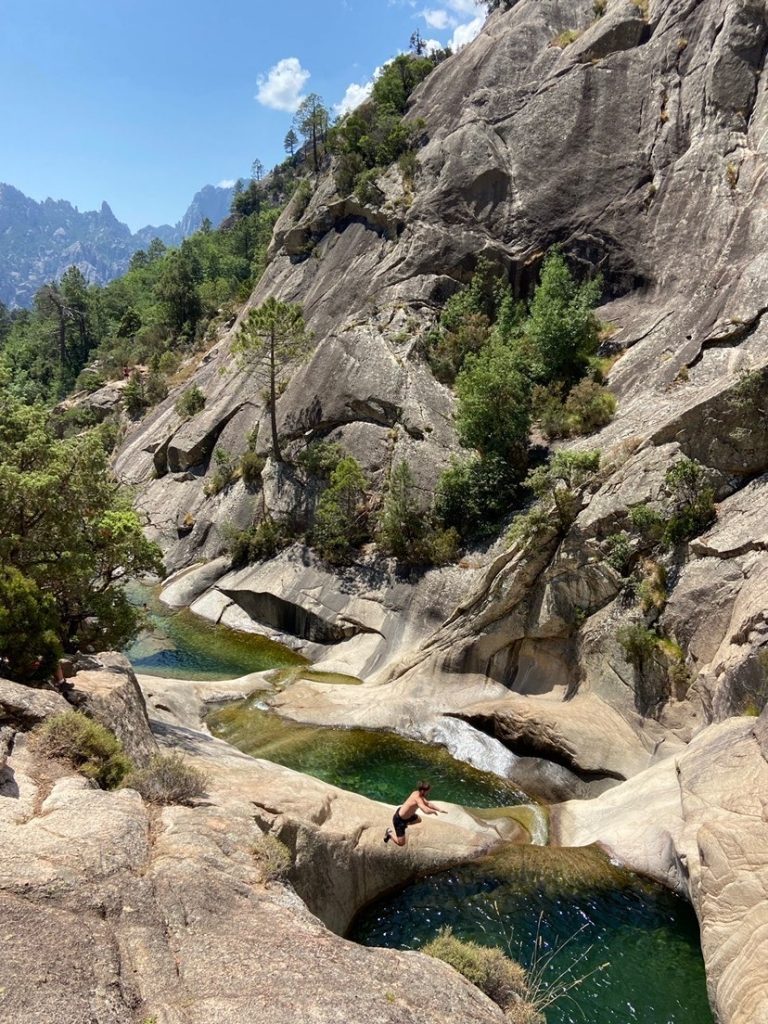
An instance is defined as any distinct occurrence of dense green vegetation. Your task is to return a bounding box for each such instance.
[329,52,448,200]
[0,386,163,679]
[223,251,612,569]
[425,251,612,540]
[0,203,282,404]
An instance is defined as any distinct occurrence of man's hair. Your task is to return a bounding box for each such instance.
[418,780,431,794]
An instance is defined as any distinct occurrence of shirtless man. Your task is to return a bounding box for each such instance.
[384,780,444,847]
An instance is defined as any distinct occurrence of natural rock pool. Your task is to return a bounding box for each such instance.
[124,585,306,679]
[351,846,713,1024]
[128,598,713,1024]
[207,697,527,809]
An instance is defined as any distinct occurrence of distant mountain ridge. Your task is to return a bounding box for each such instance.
[0,182,234,308]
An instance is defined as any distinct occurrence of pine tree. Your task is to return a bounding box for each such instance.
[233,298,312,462]
[377,460,425,560]
[293,94,329,173]
[284,128,299,158]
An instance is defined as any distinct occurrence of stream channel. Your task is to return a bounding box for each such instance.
[127,593,713,1024]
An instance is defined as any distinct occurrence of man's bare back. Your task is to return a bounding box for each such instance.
[384,782,444,847]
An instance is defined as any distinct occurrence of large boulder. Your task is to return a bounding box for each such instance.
[551,712,768,1024]
[0,732,506,1024]
[64,653,158,764]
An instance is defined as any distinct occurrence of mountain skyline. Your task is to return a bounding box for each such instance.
[0,180,234,308]
[0,1,483,231]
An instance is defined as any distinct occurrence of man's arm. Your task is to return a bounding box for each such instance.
[416,794,441,814]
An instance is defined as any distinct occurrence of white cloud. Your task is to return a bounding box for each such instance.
[423,37,443,54]
[256,57,310,113]
[335,80,374,116]
[450,13,484,49]
[423,8,455,29]
[217,179,236,188]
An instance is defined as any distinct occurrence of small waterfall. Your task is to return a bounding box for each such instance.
[412,715,524,778]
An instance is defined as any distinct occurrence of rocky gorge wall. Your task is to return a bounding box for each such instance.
[113,0,768,741]
[106,3,768,1016]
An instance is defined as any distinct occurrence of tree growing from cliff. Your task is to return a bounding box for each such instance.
[454,340,532,473]
[233,297,311,462]
[313,456,369,563]
[377,460,425,561]
[294,94,329,173]
[524,251,602,388]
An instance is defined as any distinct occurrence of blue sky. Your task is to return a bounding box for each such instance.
[0,0,483,231]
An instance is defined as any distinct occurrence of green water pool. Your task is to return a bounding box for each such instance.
[126,582,712,1024]
[124,585,306,680]
[351,846,713,1024]
[207,697,527,809]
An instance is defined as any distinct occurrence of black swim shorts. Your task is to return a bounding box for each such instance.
[392,807,420,838]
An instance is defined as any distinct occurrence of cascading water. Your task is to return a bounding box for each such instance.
[127,605,713,1024]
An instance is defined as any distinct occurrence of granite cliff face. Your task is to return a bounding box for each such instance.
[0,182,234,308]
[111,4,768,1017]
[116,0,768,730]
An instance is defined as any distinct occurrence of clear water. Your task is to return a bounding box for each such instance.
[351,846,713,1024]
[207,697,527,808]
[126,583,712,1024]
[124,585,305,680]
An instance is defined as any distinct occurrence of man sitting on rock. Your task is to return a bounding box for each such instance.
[384,780,443,847]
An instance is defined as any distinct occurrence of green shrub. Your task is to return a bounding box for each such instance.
[662,458,715,544]
[422,927,531,1012]
[564,379,617,434]
[35,711,133,789]
[296,440,344,478]
[75,370,106,393]
[124,752,208,805]
[616,623,659,668]
[175,385,206,419]
[313,456,369,563]
[398,148,419,184]
[226,516,291,568]
[425,526,461,566]
[292,178,313,218]
[240,450,266,486]
[603,531,633,574]
[253,833,292,882]
[527,450,601,532]
[507,503,554,549]
[628,503,665,545]
[205,447,236,496]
